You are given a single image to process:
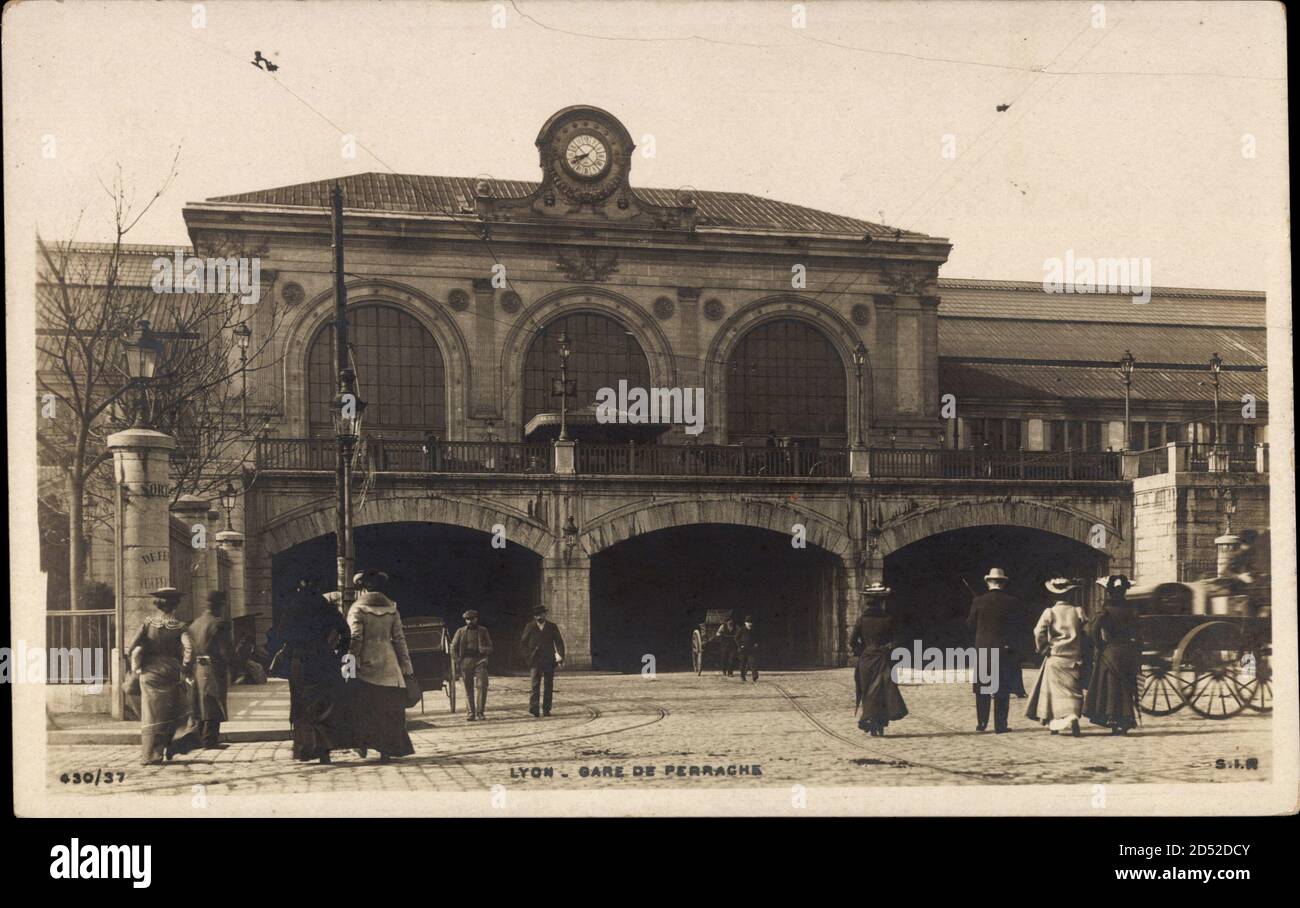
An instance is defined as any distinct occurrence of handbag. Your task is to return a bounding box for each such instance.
[403,673,422,708]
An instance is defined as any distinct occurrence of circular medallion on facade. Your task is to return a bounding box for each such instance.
[703,298,725,321]
[500,291,522,314]
[851,303,872,326]
[281,281,305,307]
[653,296,675,320]
[448,288,470,312]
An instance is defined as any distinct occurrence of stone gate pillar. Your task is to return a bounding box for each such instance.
[541,550,592,669]
[216,530,247,623]
[107,428,176,713]
[171,495,213,619]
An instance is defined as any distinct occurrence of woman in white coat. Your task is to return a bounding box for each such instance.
[345,570,416,761]
[1026,577,1089,736]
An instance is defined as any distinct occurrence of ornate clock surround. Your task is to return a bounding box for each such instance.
[539,107,633,204]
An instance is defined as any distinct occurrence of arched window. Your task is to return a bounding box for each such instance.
[522,313,651,426]
[307,304,446,438]
[726,319,848,445]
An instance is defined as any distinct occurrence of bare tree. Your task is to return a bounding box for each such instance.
[36,162,283,610]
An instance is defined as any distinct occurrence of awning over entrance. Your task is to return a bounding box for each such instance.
[523,403,671,444]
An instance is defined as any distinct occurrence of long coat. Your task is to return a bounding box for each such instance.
[967,589,1028,697]
[851,612,908,724]
[519,620,565,669]
[346,593,413,688]
[188,611,233,722]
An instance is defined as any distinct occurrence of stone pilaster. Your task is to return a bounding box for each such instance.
[541,551,592,668]
[170,495,212,620]
[216,530,247,622]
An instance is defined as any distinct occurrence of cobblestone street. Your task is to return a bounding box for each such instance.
[46,669,1272,800]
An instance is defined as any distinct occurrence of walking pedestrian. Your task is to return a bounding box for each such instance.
[189,590,234,748]
[520,606,565,717]
[124,587,202,765]
[346,570,416,761]
[451,609,493,721]
[713,612,739,677]
[275,578,351,764]
[1026,577,1089,736]
[1084,575,1141,735]
[966,568,1027,733]
[850,592,908,736]
[736,615,759,681]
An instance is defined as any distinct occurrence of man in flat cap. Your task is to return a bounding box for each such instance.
[451,609,493,721]
[520,606,565,717]
[189,590,235,747]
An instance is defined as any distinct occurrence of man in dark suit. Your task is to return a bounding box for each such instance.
[189,591,235,748]
[519,606,565,717]
[736,615,759,682]
[967,567,1027,733]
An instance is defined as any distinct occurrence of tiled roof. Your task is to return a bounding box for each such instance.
[205,172,933,239]
[936,278,1265,327]
[939,318,1266,367]
[940,361,1267,403]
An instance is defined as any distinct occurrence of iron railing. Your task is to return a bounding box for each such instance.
[575,444,849,477]
[870,448,1122,480]
[256,438,552,474]
[44,609,115,684]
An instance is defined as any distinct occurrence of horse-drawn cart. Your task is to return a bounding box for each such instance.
[691,609,735,675]
[402,616,457,713]
[1130,579,1271,720]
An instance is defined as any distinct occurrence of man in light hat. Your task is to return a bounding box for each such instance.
[1026,577,1089,736]
[519,606,565,717]
[966,568,1027,733]
[451,609,493,721]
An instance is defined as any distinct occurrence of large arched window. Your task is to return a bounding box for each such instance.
[307,304,446,438]
[726,319,848,445]
[522,312,651,425]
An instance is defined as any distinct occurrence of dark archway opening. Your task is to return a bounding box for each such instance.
[271,522,541,673]
[883,526,1108,657]
[590,524,841,672]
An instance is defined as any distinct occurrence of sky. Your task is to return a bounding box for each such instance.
[2,0,1289,291]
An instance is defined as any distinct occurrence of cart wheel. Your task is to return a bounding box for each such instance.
[1174,621,1250,720]
[446,678,457,714]
[1238,649,1272,713]
[692,630,703,675]
[1137,664,1187,716]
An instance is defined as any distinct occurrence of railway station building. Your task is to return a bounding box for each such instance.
[41,106,1271,674]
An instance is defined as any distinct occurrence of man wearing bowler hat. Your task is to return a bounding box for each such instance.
[736,615,759,682]
[451,609,493,721]
[966,567,1028,733]
[519,606,565,717]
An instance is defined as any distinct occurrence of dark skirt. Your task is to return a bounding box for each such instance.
[1084,642,1140,730]
[139,658,201,764]
[856,649,908,731]
[347,680,415,758]
[289,655,351,761]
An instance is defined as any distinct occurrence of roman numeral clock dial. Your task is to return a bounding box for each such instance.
[546,116,625,203]
[565,134,608,178]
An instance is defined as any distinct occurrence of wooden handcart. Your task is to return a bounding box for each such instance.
[402,615,457,713]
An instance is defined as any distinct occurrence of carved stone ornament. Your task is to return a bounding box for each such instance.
[703,298,725,321]
[851,303,872,326]
[280,281,305,307]
[447,288,470,311]
[556,248,620,282]
[653,296,675,319]
[500,290,522,314]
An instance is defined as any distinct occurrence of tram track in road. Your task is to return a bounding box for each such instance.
[813,674,1213,786]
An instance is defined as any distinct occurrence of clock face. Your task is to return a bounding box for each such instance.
[564,134,609,178]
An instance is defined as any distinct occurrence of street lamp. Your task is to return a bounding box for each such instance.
[122,319,163,427]
[218,481,237,531]
[1208,352,1223,448]
[852,342,867,446]
[1118,349,1136,450]
[556,331,573,442]
[332,372,366,606]
[233,322,251,431]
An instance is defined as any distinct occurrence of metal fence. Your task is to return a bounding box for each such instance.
[257,438,552,474]
[44,609,115,684]
[871,448,1122,480]
[575,444,849,477]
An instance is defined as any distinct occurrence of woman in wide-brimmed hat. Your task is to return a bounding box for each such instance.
[275,577,352,764]
[1025,577,1089,736]
[125,587,202,765]
[850,587,908,736]
[345,570,415,761]
[1084,575,1142,734]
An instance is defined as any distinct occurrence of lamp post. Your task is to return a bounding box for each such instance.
[219,481,237,531]
[852,342,867,446]
[1208,352,1223,448]
[233,322,251,431]
[332,375,366,608]
[122,319,163,427]
[1118,349,1136,451]
[557,331,572,442]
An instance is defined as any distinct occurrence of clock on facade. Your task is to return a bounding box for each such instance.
[544,111,627,203]
[564,134,609,179]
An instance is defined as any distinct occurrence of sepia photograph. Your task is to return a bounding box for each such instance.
[4,0,1294,849]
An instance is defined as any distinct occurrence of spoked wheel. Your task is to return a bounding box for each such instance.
[1137,663,1188,716]
[1174,622,1250,720]
[1238,649,1272,713]
[445,676,457,714]
[692,630,704,675]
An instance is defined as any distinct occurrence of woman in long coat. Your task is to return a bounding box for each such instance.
[276,579,351,764]
[346,571,416,761]
[1026,577,1089,736]
[1084,575,1142,734]
[850,595,908,736]
[126,588,202,765]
